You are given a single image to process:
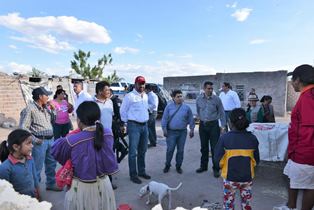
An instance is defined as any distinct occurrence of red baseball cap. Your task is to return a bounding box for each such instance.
[134,76,146,84]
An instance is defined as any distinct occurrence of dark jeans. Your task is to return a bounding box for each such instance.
[148,111,157,145]
[199,120,220,171]
[224,111,231,132]
[165,129,187,168]
[127,121,148,178]
[53,122,70,139]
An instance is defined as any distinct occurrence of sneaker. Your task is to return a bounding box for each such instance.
[148,144,156,148]
[46,184,63,191]
[176,167,183,174]
[196,167,208,173]
[163,166,170,173]
[130,176,142,184]
[138,173,151,179]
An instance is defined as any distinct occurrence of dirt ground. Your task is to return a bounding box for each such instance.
[1,116,307,210]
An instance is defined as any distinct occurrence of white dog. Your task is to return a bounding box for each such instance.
[139,181,182,210]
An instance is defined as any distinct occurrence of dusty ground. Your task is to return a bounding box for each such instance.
[32,116,305,210]
[1,115,306,210]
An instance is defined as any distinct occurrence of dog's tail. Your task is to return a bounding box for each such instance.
[169,182,182,191]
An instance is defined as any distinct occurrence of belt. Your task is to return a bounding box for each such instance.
[200,120,218,125]
[34,135,54,140]
[128,120,147,126]
[74,174,107,183]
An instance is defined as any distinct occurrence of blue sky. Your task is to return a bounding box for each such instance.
[0,0,313,83]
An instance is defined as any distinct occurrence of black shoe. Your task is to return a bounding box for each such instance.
[163,166,170,173]
[176,167,183,174]
[111,183,118,190]
[130,176,142,184]
[138,174,151,179]
[148,144,156,148]
[196,167,208,173]
[213,170,220,178]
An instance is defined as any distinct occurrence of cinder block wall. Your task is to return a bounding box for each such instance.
[0,73,26,121]
[286,81,299,111]
[164,71,288,116]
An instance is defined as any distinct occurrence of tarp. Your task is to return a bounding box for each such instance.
[19,80,51,104]
[247,123,289,161]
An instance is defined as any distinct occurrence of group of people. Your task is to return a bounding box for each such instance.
[0,63,313,210]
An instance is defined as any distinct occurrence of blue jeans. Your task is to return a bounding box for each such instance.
[148,112,157,145]
[165,129,187,168]
[32,138,57,187]
[127,121,148,178]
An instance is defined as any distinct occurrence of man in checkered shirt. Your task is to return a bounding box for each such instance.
[19,87,62,191]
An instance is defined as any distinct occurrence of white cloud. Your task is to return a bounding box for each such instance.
[0,13,111,53]
[226,2,237,8]
[231,8,252,22]
[250,39,268,45]
[11,34,73,53]
[113,47,139,54]
[136,33,143,39]
[0,62,71,76]
[164,53,192,58]
[107,61,216,84]
[8,45,17,49]
[164,53,175,57]
[8,62,32,74]
[178,54,193,58]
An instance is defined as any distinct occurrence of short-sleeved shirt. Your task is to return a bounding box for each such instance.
[50,99,70,124]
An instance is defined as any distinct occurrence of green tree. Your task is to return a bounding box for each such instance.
[70,49,112,79]
[104,70,124,83]
[27,67,47,77]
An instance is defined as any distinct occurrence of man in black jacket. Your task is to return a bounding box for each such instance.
[110,89,128,163]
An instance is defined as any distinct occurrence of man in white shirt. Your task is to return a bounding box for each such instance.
[146,84,159,148]
[73,81,92,114]
[219,82,241,131]
[94,81,113,130]
[120,76,151,184]
[94,81,118,189]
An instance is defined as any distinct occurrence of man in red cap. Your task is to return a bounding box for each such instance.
[274,64,314,210]
[120,76,151,184]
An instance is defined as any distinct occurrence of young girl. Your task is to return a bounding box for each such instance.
[52,101,118,210]
[214,108,260,210]
[246,93,261,123]
[0,129,39,198]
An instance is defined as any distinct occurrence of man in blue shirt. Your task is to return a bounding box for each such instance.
[161,89,195,174]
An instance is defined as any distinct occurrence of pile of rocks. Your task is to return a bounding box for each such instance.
[0,113,17,128]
